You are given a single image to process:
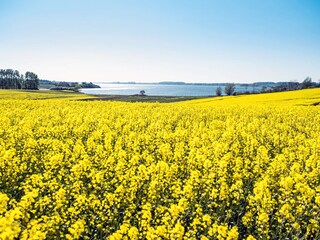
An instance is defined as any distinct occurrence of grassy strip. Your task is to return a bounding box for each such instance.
[82,95,211,103]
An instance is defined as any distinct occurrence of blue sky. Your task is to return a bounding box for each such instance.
[0,0,319,83]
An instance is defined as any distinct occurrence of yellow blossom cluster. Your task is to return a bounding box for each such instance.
[0,89,319,239]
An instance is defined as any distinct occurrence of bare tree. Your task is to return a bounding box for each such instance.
[224,83,235,96]
[301,77,312,89]
[216,86,222,96]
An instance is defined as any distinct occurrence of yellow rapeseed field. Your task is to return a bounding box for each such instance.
[0,89,319,239]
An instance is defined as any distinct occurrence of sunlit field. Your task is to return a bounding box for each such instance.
[181,88,320,106]
[0,90,91,100]
[0,89,319,239]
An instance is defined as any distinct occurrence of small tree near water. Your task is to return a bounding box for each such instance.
[140,90,146,96]
[224,83,235,96]
[216,87,222,96]
[301,77,312,89]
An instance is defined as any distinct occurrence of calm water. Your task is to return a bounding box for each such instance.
[81,83,259,96]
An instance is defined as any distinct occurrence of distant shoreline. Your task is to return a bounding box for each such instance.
[95,81,279,86]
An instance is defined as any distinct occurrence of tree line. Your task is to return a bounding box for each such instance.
[216,77,320,96]
[0,69,39,90]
